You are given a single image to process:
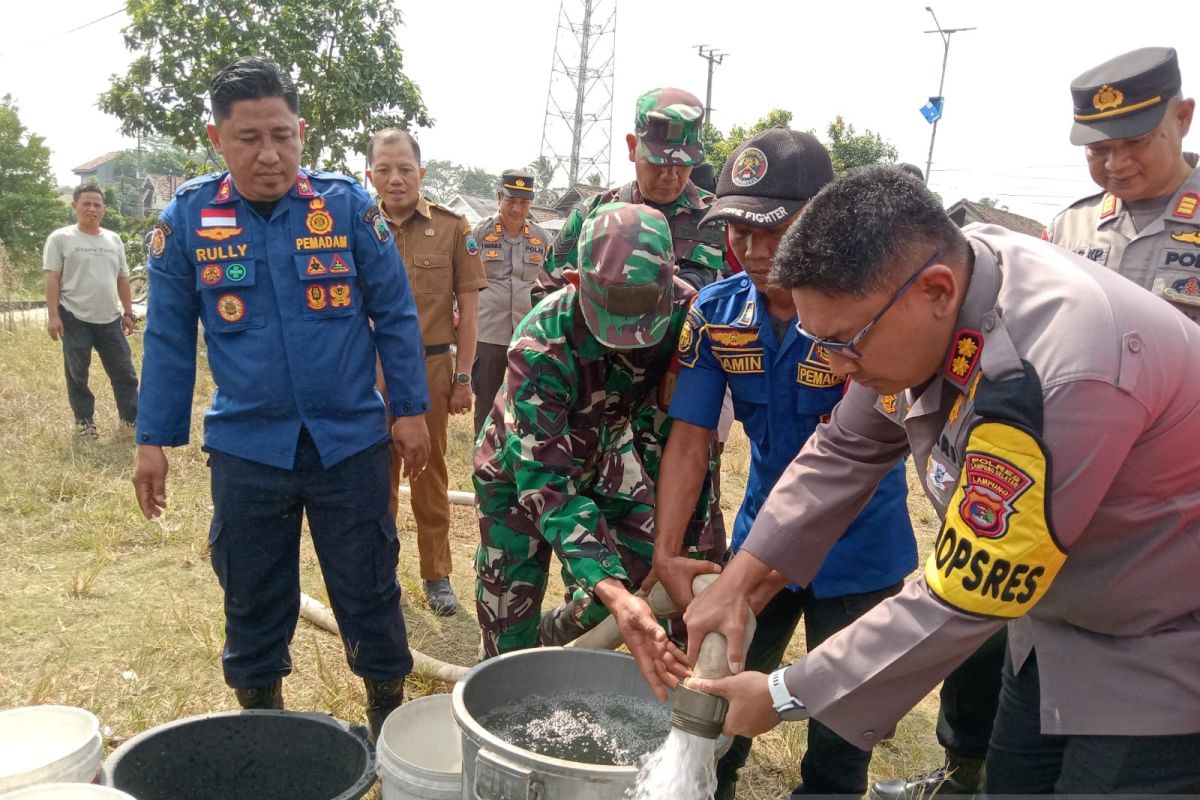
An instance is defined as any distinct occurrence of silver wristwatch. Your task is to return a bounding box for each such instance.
[768,668,809,722]
[453,372,471,386]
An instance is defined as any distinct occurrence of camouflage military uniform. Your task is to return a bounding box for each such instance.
[473,203,714,656]
[542,89,726,295]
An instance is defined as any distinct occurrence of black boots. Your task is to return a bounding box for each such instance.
[364,676,405,741]
[235,679,283,710]
[870,755,985,800]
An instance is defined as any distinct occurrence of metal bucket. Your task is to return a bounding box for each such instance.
[452,648,669,800]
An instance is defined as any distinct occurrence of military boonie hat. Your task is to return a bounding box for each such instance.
[700,127,835,229]
[634,88,705,166]
[1069,47,1182,145]
[499,169,536,199]
[578,202,674,350]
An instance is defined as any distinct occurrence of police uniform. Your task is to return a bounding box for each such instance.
[749,225,1200,791]
[138,169,430,689]
[670,273,916,793]
[471,170,550,435]
[1046,155,1200,323]
[377,193,487,582]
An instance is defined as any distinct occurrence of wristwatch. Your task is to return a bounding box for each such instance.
[453,372,471,386]
[768,667,810,722]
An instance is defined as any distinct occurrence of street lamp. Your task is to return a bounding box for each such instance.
[923,7,975,185]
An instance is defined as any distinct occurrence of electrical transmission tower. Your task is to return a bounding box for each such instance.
[538,0,617,193]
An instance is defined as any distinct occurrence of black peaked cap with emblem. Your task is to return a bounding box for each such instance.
[699,127,835,229]
[499,169,536,198]
[1070,47,1182,145]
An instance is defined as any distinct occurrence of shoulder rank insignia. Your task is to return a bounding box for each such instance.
[296,173,315,198]
[946,329,983,385]
[1173,192,1198,220]
[1099,193,1117,219]
[213,175,233,203]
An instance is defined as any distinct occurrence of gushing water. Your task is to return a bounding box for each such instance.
[628,728,717,800]
[478,691,669,766]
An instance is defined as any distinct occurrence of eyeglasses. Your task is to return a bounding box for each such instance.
[796,251,942,360]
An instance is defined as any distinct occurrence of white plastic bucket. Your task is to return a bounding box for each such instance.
[0,706,103,791]
[377,694,462,800]
[0,784,135,799]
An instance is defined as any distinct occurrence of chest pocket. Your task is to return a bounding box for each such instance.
[410,251,451,294]
[293,251,360,320]
[729,376,768,442]
[1155,236,1200,311]
[795,382,841,418]
[518,245,543,282]
[196,259,262,333]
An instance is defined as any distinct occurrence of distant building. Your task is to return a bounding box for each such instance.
[71,151,122,186]
[946,199,1045,238]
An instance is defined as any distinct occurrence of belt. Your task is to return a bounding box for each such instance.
[425,343,451,356]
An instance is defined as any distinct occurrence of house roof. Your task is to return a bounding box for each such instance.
[146,174,182,202]
[530,206,563,224]
[947,199,1045,238]
[72,151,121,173]
[452,194,498,219]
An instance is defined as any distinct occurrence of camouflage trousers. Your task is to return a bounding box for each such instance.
[473,481,656,658]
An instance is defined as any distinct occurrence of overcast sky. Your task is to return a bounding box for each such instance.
[5,0,1197,225]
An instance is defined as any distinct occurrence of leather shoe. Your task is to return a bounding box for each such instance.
[234,679,283,710]
[869,756,984,800]
[364,676,405,741]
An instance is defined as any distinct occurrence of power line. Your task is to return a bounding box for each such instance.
[0,7,124,58]
[60,8,125,36]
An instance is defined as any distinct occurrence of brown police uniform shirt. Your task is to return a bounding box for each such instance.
[471,214,551,346]
[1046,155,1200,324]
[381,195,487,347]
[743,225,1200,744]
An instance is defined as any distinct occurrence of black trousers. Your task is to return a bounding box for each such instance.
[936,627,1007,759]
[59,307,138,424]
[472,341,508,437]
[716,581,903,796]
[986,647,1200,793]
[207,429,413,688]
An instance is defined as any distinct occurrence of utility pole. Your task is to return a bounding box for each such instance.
[695,45,726,127]
[923,7,974,184]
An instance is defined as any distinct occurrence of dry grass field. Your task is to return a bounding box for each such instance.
[0,314,943,798]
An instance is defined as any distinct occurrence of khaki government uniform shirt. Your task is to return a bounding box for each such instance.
[1046,156,1200,324]
[471,215,550,346]
[382,195,487,347]
[743,225,1200,745]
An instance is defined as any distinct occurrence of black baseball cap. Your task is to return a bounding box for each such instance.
[699,127,835,228]
[1069,47,1182,145]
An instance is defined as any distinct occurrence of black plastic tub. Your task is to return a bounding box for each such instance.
[101,710,375,800]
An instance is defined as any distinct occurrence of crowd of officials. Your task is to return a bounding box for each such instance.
[41,42,1198,797]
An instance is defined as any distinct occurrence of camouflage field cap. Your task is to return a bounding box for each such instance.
[578,202,675,349]
[634,88,705,166]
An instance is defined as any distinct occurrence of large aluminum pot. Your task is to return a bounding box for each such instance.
[452,647,668,800]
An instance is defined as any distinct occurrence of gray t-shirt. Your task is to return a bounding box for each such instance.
[43,225,128,323]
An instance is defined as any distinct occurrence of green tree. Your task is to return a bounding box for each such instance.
[704,109,793,171]
[458,167,499,198]
[0,96,65,272]
[419,160,459,204]
[528,155,557,204]
[98,0,431,172]
[822,115,898,175]
[585,172,604,187]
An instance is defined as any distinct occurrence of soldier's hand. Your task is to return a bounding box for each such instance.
[132,445,169,519]
[650,554,722,615]
[390,414,430,479]
[597,580,690,702]
[449,383,473,415]
[47,316,63,341]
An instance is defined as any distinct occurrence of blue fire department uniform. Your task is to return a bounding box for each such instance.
[137,169,430,688]
[669,273,915,794]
